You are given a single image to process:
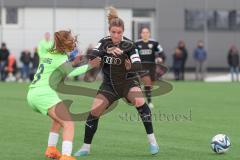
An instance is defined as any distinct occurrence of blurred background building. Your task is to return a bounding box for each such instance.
[1,0,240,70]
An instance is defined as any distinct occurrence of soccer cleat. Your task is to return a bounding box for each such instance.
[74,144,90,157]
[148,103,154,109]
[59,155,76,160]
[149,143,159,155]
[45,146,61,159]
[74,149,90,157]
[74,150,89,157]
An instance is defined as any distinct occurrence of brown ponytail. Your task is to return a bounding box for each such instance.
[107,6,124,30]
[50,30,76,54]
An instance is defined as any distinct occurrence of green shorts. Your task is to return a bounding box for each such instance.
[27,87,62,115]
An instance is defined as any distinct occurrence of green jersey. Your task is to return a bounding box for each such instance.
[30,52,67,88]
[30,52,90,89]
[38,40,54,58]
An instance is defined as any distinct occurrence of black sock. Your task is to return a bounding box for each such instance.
[144,86,152,104]
[84,113,99,144]
[136,103,153,134]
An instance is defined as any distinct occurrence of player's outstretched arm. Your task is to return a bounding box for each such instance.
[67,57,101,77]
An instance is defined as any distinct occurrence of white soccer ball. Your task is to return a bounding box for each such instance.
[211,134,231,154]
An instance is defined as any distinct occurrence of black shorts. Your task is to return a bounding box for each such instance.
[140,64,156,81]
[97,80,140,104]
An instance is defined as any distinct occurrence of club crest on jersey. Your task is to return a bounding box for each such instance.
[148,44,153,49]
[138,45,142,49]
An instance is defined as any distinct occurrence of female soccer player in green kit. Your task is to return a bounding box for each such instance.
[27,30,101,160]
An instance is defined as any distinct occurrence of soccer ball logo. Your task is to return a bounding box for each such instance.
[211,134,231,154]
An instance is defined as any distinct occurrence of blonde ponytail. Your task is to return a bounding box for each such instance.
[107,6,124,30]
[108,6,118,24]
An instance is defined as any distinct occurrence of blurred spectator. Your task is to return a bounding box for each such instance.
[178,40,188,80]
[30,47,39,81]
[84,44,101,82]
[227,45,239,82]
[193,40,207,81]
[38,32,53,57]
[32,47,39,69]
[0,42,10,81]
[172,48,183,81]
[155,48,166,80]
[5,54,17,82]
[20,49,32,81]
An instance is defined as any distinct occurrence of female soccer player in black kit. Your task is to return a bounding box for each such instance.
[135,28,165,108]
[74,7,159,157]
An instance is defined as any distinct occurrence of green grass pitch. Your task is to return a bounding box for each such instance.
[0,81,239,160]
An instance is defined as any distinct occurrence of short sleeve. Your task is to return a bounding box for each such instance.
[155,42,164,53]
[89,39,105,59]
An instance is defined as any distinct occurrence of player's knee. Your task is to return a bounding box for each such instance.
[51,120,62,129]
[133,98,145,107]
[62,121,74,129]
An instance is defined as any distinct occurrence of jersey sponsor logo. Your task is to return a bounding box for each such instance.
[139,49,152,55]
[103,56,122,65]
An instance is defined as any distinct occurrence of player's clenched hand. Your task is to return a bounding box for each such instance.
[155,57,163,64]
[113,47,123,55]
[71,54,82,66]
[125,59,131,70]
[107,47,123,56]
[89,57,101,68]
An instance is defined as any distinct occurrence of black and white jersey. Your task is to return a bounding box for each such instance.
[91,36,141,84]
[135,39,164,63]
